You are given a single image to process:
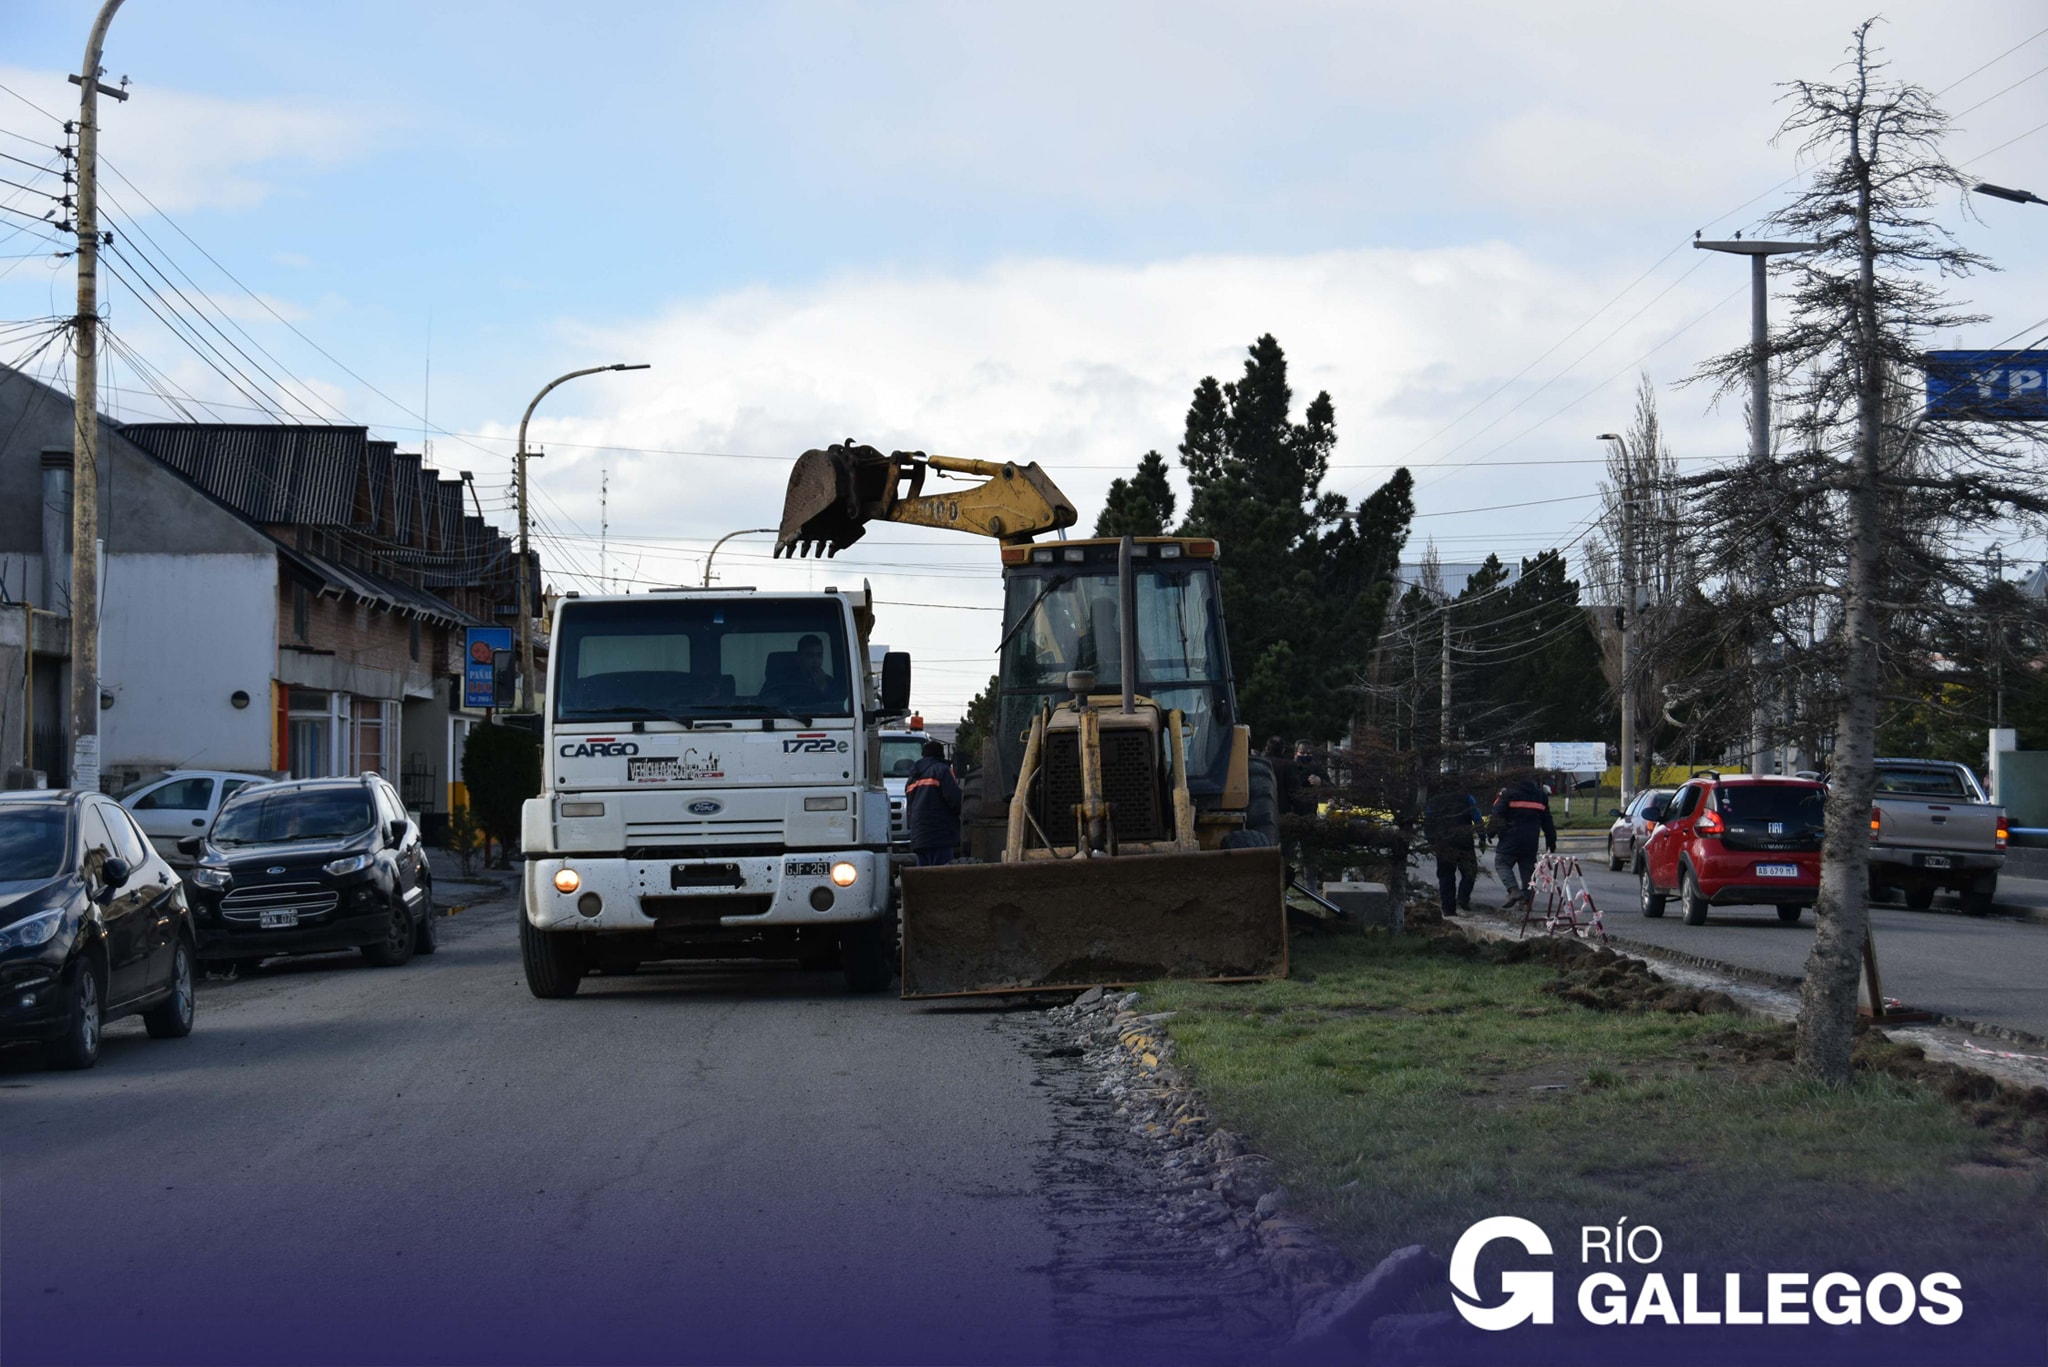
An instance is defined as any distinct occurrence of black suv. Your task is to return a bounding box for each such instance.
[182,774,435,973]
[0,790,197,1069]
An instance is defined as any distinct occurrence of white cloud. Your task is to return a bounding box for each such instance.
[0,65,379,216]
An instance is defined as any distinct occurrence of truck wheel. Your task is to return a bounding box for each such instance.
[1904,886,1935,911]
[520,912,585,997]
[1681,868,1709,926]
[1961,875,1997,917]
[1245,756,1280,846]
[841,918,895,995]
[1639,867,1666,919]
[1777,904,1805,924]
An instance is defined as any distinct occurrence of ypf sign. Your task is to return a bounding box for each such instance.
[1924,350,2048,422]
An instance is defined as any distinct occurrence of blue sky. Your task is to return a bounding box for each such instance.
[3,2,2046,714]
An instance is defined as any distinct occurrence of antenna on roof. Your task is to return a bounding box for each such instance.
[422,308,432,463]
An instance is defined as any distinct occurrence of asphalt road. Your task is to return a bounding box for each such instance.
[0,888,1285,1367]
[1485,834,2048,1039]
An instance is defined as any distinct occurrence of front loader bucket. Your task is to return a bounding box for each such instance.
[777,443,896,558]
[898,846,1287,999]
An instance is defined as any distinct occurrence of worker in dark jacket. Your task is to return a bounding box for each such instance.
[905,740,962,866]
[1490,777,1556,908]
[1424,789,1482,916]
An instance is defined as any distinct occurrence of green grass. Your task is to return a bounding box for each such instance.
[1144,933,2045,1275]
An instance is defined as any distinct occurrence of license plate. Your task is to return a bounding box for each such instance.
[1756,864,1799,879]
[1922,855,1952,869]
[628,757,683,782]
[259,909,299,928]
[785,859,829,877]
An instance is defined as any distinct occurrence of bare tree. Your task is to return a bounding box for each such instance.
[1683,21,2048,1084]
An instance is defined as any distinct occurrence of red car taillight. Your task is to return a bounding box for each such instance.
[1696,811,1724,836]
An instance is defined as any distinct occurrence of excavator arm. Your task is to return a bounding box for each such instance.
[775,441,1078,558]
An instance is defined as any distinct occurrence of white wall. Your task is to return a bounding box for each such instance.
[100,553,277,775]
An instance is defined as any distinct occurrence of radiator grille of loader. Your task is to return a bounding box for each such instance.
[1033,726,1165,846]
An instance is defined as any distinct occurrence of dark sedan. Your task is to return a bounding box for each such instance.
[181,774,434,973]
[0,790,197,1069]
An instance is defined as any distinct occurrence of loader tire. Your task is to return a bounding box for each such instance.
[958,768,983,846]
[1245,756,1280,847]
[1221,828,1272,849]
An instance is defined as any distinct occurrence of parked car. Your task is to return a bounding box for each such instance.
[180,774,435,974]
[1606,787,1676,872]
[0,790,197,1069]
[1869,758,2005,915]
[120,769,273,866]
[1639,774,1827,925]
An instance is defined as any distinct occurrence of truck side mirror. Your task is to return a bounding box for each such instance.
[880,652,912,713]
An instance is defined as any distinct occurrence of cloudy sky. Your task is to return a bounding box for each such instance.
[3,2,2045,715]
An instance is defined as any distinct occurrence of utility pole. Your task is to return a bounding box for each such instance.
[1694,236,1820,776]
[1989,544,2005,731]
[514,362,649,711]
[68,0,126,793]
[1438,603,1452,766]
[599,467,608,594]
[1599,433,1635,805]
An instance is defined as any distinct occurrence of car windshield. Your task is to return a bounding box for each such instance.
[553,598,853,722]
[1875,768,1971,798]
[880,738,926,778]
[213,789,375,845]
[1717,785,1825,827]
[0,807,69,881]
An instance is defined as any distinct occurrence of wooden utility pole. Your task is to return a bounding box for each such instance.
[68,0,126,793]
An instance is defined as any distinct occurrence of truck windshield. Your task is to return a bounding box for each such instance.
[554,599,853,723]
[880,737,926,778]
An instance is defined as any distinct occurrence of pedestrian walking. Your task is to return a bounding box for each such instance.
[1490,776,1556,908]
[905,740,962,866]
[1424,788,1481,916]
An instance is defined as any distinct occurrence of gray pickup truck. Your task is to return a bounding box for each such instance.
[1869,758,2006,915]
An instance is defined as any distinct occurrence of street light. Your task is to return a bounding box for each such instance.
[1694,236,1820,776]
[703,527,777,587]
[515,362,650,710]
[1973,182,2046,207]
[1598,432,1635,806]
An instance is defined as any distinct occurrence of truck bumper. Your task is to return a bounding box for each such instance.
[1869,848,2003,878]
[524,851,891,931]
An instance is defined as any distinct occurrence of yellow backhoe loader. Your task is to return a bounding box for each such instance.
[777,442,1286,998]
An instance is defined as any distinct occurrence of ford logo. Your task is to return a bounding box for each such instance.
[686,799,723,816]
[265,866,285,876]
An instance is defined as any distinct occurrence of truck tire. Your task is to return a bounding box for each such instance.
[1639,867,1666,919]
[841,917,895,995]
[1246,756,1280,846]
[1904,885,1935,911]
[1681,868,1709,926]
[1961,874,1997,918]
[520,912,585,998]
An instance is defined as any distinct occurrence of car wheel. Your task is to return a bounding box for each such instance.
[142,937,197,1039]
[520,910,584,998]
[412,881,439,956]
[1607,839,1624,874]
[1902,885,1935,911]
[1681,868,1710,926]
[361,895,418,968]
[841,917,895,995]
[1639,866,1666,919]
[1777,904,1805,924]
[1960,876,1996,917]
[47,955,102,1070]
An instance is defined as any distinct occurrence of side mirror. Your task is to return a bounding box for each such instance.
[387,819,409,845]
[501,712,544,736]
[97,857,132,900]
[1609,808,1624,818]
[880,651,912,713]
[177,835,205,858]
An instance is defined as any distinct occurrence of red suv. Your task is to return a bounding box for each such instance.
[1638,775,1827,925]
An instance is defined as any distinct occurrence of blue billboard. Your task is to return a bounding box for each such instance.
[1924,350,2048,422]
[463,626,514,708]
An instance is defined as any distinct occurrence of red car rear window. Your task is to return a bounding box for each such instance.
[1715,784,1825,826]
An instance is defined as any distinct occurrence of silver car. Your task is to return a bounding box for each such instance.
[1606,787,1675,872]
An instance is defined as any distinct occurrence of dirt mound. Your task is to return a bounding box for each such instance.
[1432,928,1739,1016]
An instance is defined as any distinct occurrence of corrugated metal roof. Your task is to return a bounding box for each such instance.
[120,424,364,526]
[391,451,422,546]
[282,543,477,627]
[363,440,395,535]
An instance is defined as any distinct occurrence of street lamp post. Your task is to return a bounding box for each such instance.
[1599,433,1635,807]
[1694,236,1821,776]
[1973,182,2046,207]
[703,528,776,587]
[515,363,649,711]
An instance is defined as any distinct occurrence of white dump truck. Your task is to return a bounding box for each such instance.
[518,585,911,995]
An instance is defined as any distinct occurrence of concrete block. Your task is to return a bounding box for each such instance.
[1322,880,1400,930]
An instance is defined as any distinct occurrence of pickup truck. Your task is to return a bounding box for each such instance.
[1868,758,2006,915]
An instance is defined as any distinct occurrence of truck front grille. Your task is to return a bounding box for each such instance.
[639,894,776,924]
[626,817,784,848]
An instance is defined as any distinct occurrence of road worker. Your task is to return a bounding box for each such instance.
[905,739,962,866]
[1490,776,1556,909]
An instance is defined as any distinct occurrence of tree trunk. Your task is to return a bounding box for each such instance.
[1796,108,1884,1087]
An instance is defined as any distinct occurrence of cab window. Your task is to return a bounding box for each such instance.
[135,776,214,811]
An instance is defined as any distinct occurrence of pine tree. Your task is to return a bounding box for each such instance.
[1093,451,1177,537]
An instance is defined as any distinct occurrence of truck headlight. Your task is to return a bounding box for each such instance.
[830,862,858,887]
[554,868,582,894]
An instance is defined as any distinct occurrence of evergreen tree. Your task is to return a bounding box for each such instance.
[1093,451,1177,537]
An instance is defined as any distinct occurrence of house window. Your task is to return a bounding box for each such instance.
[409,618,421,662]
[287,688,331,779]
[292,583,310,641]
[353,697,389,776]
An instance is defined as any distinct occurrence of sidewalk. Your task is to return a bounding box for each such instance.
[425,847,519,912]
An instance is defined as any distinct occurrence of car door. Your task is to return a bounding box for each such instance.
[80,801,152,1005]
[1646,785,1700,892]
[109,803,181,988]
[128,775,216,863]
[375,782,424,906]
